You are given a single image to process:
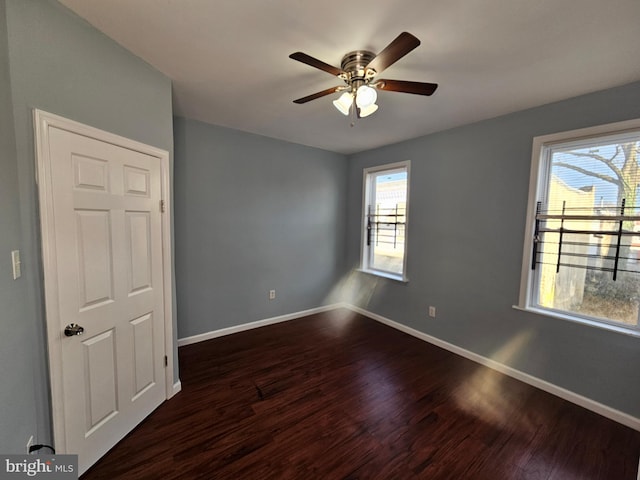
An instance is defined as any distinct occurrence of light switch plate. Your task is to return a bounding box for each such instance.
[11,250,21,279]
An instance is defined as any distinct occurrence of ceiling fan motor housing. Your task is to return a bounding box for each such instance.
[340,50,376,88]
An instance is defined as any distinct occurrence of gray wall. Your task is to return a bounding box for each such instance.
[346,81,640,418]
[173,117,347,338]
[1,0,175,451]
[0,0,38,454]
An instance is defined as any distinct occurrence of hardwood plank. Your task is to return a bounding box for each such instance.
[82,309,640,479]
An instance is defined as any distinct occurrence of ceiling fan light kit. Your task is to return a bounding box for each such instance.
[290,32,438,123]
[358,103,378,118]
[333,91,354,116]
[355,85,377,108]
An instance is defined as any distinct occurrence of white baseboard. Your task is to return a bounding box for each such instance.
[170,381,182,398]
[177,304,342,347]
[344,304,640,432]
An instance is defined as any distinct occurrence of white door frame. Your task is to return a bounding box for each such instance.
[34,109,179,454]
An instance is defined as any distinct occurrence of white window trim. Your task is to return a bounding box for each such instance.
[360,160,411,282]
[517,118,640,335]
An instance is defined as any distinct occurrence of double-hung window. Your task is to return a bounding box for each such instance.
[361,161,410,281]
[519,119,640,332]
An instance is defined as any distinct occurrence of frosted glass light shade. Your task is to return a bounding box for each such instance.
[356,85,377,108]
[333,92,353,115]
[359,103,378,118]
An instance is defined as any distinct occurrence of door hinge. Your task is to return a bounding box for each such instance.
[160,200,166,213]
[164,355,168,367]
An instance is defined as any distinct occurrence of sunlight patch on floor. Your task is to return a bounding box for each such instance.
[454,330,537,432]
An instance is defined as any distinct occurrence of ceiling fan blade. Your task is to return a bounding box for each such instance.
[365,32,421,75]
[376,79,438,96]
[289,52,344,77]
[293,86,341,104]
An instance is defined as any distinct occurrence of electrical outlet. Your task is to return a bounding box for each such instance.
[26,435,34,453]
[428,306,436,318]
[269,289,276,300]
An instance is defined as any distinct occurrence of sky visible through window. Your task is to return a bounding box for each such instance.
[550,141,640,211]
[376,171,407,184]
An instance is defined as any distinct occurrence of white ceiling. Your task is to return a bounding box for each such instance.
[58,0,640,154]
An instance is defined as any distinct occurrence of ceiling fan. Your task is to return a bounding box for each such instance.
[289,32,438,120]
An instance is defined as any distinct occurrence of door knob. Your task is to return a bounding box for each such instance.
[64,323,84,337]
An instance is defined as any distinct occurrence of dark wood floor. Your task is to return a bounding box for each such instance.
[82,309,640,479]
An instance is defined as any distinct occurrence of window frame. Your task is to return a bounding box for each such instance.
[360,160,411,283]
[517,118,640,336]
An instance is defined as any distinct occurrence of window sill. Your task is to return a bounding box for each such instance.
[512,305,640,338]
[356,268,409,284]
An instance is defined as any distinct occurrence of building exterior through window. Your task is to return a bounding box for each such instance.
[361,161,410,281]
[520,120,640,331]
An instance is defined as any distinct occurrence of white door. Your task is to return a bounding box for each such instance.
[38,117,169,474]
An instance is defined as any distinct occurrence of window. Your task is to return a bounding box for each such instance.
[519,119,640,332]
[361,161,410,281]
